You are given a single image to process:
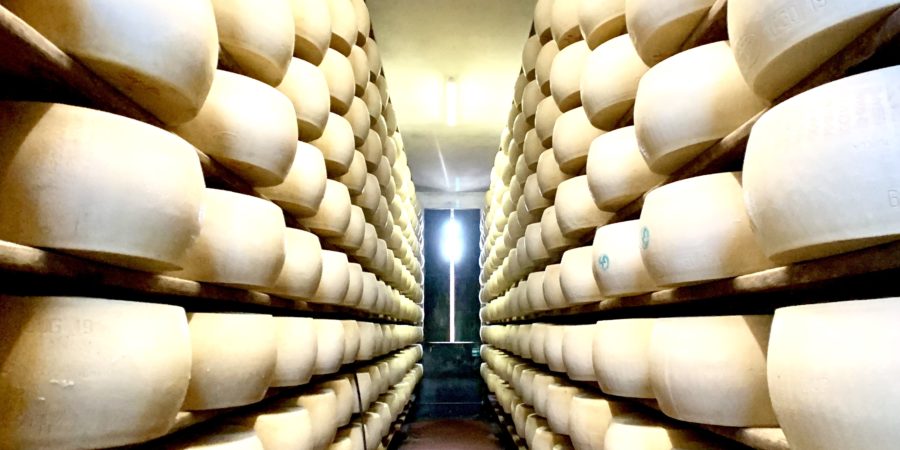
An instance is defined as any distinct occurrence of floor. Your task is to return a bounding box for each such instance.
[397,419,505,450]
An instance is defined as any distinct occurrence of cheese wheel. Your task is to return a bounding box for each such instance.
[0,102,204,272]
[525,414,550,449]
[171,189,286,288]
[270,317,318,387]
[342,263,365,306]
[375,157,393,189]
[327,0,357,55]
[312,250,351,305]
[523,34,543,79]
[293,389,340,449]
[257,142,328,218]
[537,150,574,199]
[768,298,900,450]
[337,150,368,196]
[353,175,382,214]
[534,373,563,416]
[313,319,347,375]
[729,0,900,101]
[174,70,297,186]
[535,97,563,149]
[0,296,190,448]
[167,427,265,450]
[581,35,649,130]
[536,41,561,95]
[550,41,591,112]
[650,315,777,426]
[318,377,355,426]
[591,221,658,297]
[604,414,724,450]
[291,0,331,65]
[265,228,323,300]
[331,205,366,252]
[300,180,352,238]
[522,81,545,127]
[639,172,775,287]
[592,318,654,398]
[320,49,355,115]
[553,107,604,173]
[634,41,769,174]
[312,113,356,177]
[343,98,371,148]
[353,225,379,264]
[363,82,384,126]
[365,39,383,80]
[535,0,556,43]
[184,313,277,410]
[569,393,631,450]
[243,407,313,450]
[578,0,627,49]
[514,403,536,438]
[525,174,553,215]
[349,45,369,96]
[212,0,294,86]
[743,67,900,264]
[356,322,377,362]
[555,176,614,238]
[547,383,581,435]
[524,272,548,313]
[352,0,370,45]
[586,127,664,212]
[277,58,331,141]
[562,324,597,381]
[5,0,218,125]
[523,129,546,170]
[544,324,568,373]
[528,323,549,364]
[541,207,579,254]
[625,0,716,66]
[525,223,552,265]
[561,245,604,303]
[552,0,583,48]
[533,427,573,450]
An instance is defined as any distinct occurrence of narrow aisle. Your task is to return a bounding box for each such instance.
[399,419,505,450]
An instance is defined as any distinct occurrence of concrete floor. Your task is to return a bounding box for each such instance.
[398,419,505,450]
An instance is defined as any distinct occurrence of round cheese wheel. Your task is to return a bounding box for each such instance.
[541,207,580,254]
[292,389,340,449]
[639,172,775,287]
[171,189,286,289]
[553,107,604,173]
[728,0,900,101]
[318,377,355,426]
[4,0,218,125]
[514,403,536,439]
[265,228,323,300]
[536,41,561,96]
[174,70,297,187]
[525,223,552,265]
[537,150,574,199]
[331,205,366,252]
[311,250,351,305]
[320,49,355,115]
[353,174,382,214]
[578,0,626,49]
[562,324,598,381]
[313,319,347,375]
[327,0,357,56]
[556,176,615,238]
[356,321,377,362]
[586,126,664,212]
[337,150,368,196]
[276,58,331,141]
[299,180,352,238]
[375,157,393,189]
[523,34,543,80]
[634,41,769,174]
[291,0,331,65]
[529,323,550,364]
[544,324,568,373]
[535,97,563,148]
[569,392,631,450]
[524,174,552,215]
[364,39,383,80]
[525,414,550,449]
[0,102,204,272]
[533,426,573,450]
[349,45,369,96]
[625,0,716,66]
[581,35,649,130]
[523,129,546,170]
[352,224,379,264]
[242,407,312,450]
[0,296,190,448]
[257,142,328,218]
[184,313,277,410]
[768,298,900,450]
[550,41,591,112]
[166,426,265,449]
[534,373,563,416]
[743,66,900,264]
[514,73,528,109]
[313,113,356,176]
[552,0,584,48]
[547,383,581,435]
[604,414,722,450]
[592,318,654,398]
[591,221,658,297]
[650,315,777,426]
[522,81,546,125]
[343,98,371,148]
[342,263,365,307]
[351,0,370,45]
[212,0,294,86]
[560,245,603,306]
[363,82,384,126]
[270,317,318,387]
[525,271,549,313]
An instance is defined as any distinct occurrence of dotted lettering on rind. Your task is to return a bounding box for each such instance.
[640,226,651,250]
[598,254,610,271]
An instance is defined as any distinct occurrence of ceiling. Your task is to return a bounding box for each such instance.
[368,0,535,195]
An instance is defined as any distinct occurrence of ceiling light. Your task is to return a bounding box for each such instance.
[445,77,458,127]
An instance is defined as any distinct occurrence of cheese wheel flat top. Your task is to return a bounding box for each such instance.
[291,0,331,65]
[553,107,604,174]
[555,176,614,238]
[604,414,720,450]
[550,40,591,112]
[167,427,265,449]
[591,220,658,297]
[581,35,649,130]
[271,317,318,387]
[578,0,627,49]
[625,0,716,66]
[257,141,328,218]
[276,58,331,141]
[586,126,664,212]
[212,0,294,86]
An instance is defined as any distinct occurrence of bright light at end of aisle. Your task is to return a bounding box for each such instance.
[441,213,463,264]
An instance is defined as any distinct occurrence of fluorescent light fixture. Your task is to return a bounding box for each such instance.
[440,212,463,264]
[445,77,458,127]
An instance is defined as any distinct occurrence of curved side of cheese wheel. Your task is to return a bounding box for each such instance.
[552,107,604,174]
[312,250,351,305]
[271,317,318,387]
[265,228,323,300]
[547,383,581,435]
[634,41,769,175]
[527,271,551,312]
[343,97,371,147]
[552,0,583,49]
[299,180,353,237]
[337,150,368,196]
[525,223,551,265]
[318,377,355,426]
[257,141,328,218]
[544,323,569,373]
[292,388,340,448]
[535,96,562,147]
[0,101,205,272]
[530,323,549,364]
[624,0,716,66]
[728,0,900,101]
[353,224,378,264]
[562,324,598,381]
[533,426,573,449]
[578,0,626,49]
[650,315,778,426]
[555,176,614,238]
[290,0,331,65]
[184,313,277,410]
[586,126,664,212]
[173,70,298,187]
[525,413,550,448]
[768,298,900,450]
[171,189,286,288]
[276,58,331,141]
[167,426,265,449]
[320,49,356,115]
[331,205,367,251]
[524,129,547,170]
[313,319,347,375]
[363,82,384,126]
[349,45,369,96]
[639,172,775,287]
[591,220,658,297]
[0,296,191,448]
[365,39,383,79]
[212,0,295,86]
[540,207,580,254]
[534,0,556,43]
[523,80,546,124]
[354,174,382,215]
[523,34,543,79]
[581,35,649,130]
[593,318,655,398]
[743,66,900,264]
[537,150,574,199]
[536,41,561,95]
[4,0,219,125]
[327,0,357,56]
[550,41,591,112]
[604,414,721,450]
[560,245,603,305]
[569,393,631,450]
[245,407,312,450]
[352,0,370,45]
